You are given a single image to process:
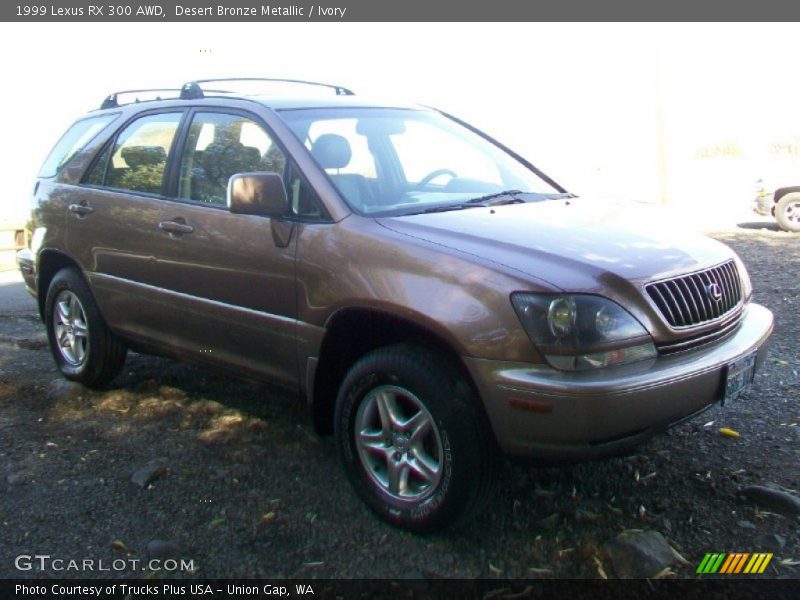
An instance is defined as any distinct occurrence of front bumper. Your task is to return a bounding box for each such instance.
[465,303,774,459]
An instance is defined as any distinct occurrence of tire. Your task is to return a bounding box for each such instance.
[775,193,800,232]
[334,344,497,532]
[44,268,127,388]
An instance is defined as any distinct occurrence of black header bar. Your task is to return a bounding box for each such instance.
[3,1,800,22]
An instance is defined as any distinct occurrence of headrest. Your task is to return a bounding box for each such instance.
[311,134,352,169]
[120,145,167,168]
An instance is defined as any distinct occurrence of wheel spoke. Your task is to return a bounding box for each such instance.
[74,338,86,362]
[72,319,88,338]
[408,453,440,484]
[358,429,388,454]
[403,410,431,445]
[375,389,401,432]
[57,301,70,325]
[68,294,79,320]
[387,458,410,496]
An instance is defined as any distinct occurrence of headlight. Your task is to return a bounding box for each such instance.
[511,293,656,371]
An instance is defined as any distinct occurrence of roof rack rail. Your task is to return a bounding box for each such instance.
[100,89,184,110]
[179,78,355,100]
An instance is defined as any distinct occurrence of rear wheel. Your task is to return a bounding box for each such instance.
[45,268,127,388]
[334,344,497,532]
[775,193,800,232]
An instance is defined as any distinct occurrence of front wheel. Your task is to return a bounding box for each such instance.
[334,344,497,532]
[44,268,127,388]
[775,193,800,232]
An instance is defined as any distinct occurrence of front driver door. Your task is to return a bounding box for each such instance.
[146,109,299,388]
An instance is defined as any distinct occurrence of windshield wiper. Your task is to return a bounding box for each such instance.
[406,189,562,216]
[409,191,524,215]
[464,189,524,205]
[417,204,473,214]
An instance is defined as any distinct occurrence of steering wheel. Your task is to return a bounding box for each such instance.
[414,168,457,190]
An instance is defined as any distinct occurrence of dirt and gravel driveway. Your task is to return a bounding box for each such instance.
[0,219,798,580]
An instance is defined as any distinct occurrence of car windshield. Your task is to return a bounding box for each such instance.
[278,108,563,216]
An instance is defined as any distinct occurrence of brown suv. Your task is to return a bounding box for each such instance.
[17,79,774,532]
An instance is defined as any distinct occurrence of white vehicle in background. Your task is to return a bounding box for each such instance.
[0,219,25,270]
[754,178,800,232]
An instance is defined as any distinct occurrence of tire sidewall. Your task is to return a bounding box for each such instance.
[335,351,476,532]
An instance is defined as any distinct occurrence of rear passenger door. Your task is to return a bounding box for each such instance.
[69,110,185,343]
[149,110,300,387]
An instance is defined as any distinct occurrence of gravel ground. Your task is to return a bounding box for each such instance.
[0,218,798,580]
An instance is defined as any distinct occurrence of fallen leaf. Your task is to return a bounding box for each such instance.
[208,518,226,529]
[669,545,690,565]
[593,555,608,579]
[488,562,503,575]
[111,540,129,553]
[719,427,740,438]
[260,512,277,525]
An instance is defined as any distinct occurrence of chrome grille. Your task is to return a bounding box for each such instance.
[646,261,743,328]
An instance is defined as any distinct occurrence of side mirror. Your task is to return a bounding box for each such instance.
[227,172,288,217]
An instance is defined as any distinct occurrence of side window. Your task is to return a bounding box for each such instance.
[83,143,112,186]
[91,113,182,195]
[287,163,326,219]
[178,112,286,205]
[39,114,118,178]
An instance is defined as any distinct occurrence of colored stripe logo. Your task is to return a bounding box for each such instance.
[696,553,773,574]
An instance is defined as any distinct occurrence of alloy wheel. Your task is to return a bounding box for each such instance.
[354,385,444,501]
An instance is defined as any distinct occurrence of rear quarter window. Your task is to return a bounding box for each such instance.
[38,114,119,178]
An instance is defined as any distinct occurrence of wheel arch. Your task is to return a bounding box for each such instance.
[773,187,800,204]
[36,249,84,320]
[310,306,483,436]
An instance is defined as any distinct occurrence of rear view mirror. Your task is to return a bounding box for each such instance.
[228,172,288,217]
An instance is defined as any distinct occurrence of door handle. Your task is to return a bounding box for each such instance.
[159,220,194,235]
[68,203,94,216]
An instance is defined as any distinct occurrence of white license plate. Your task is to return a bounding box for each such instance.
[723,351,757,404]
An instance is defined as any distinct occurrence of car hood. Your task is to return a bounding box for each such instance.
[377,198,735,291]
